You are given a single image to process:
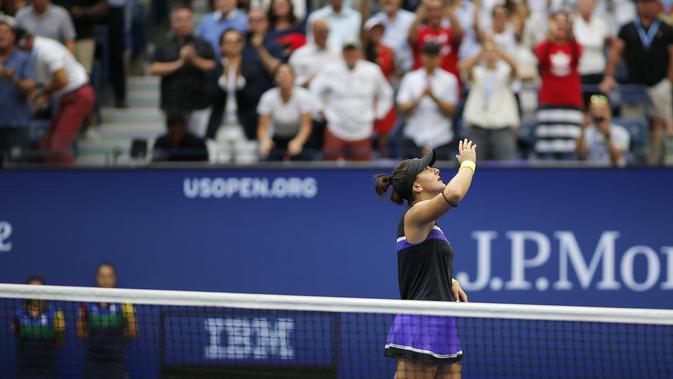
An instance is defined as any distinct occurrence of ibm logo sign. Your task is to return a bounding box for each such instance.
[0,221,12,252]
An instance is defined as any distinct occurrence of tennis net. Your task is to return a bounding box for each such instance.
[1,283,672,379]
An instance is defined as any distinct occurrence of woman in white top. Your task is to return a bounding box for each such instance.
[573,0,612,105]
[257,64,313,161]
[460,41,520,161]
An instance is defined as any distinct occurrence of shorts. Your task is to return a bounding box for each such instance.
[646,79,673,122]
[384,314,463,363]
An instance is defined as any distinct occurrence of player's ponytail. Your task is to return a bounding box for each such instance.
[374,160,411,205]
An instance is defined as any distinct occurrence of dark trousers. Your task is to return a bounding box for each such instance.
[401,138,454,161]
[108,6,127,103]
[265,136,311,161]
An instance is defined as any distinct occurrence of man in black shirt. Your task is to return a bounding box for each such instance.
[149,6,216,138]
[152,113,209,162]
[601,0,673,165]
[54,0,107,73]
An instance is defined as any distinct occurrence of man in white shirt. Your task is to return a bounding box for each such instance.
[289,18,339,87]
[16,29,94,165]
[311,39,393,161]
[365,0,415,71]
[306,0,361,51]
[576,94,630,167]
[397,42,458,160]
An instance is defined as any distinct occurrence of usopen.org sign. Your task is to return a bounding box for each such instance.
[455,231,673,293]
[183,177,318,199]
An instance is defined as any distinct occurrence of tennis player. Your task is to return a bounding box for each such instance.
[375,140,476,379]
[77,263,137,378]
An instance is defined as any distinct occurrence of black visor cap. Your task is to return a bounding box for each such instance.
[396,149,436,200]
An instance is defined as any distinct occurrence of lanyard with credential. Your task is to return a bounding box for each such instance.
[634,18,660,50]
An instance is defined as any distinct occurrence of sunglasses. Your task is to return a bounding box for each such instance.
[590,94,609,105]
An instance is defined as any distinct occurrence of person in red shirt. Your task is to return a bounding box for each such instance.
[407,0,462,81]
[364,18,397,158]
[534,10,584,160]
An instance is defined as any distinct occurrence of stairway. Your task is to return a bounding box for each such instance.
[76,76,164,166]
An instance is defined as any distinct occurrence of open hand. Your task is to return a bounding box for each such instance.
[455,138,477,164]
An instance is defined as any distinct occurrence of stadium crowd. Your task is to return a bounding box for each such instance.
[1,0,672,166]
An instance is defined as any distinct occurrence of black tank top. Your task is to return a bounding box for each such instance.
[396,208,456,301]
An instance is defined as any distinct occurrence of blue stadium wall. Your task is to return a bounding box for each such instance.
[1,168,672,378]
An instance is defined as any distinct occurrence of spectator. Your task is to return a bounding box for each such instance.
[534,10,583,160]
[310,39,393,161]
[577,94,630,167]
[0,20,34,164]
[289,18,339,87]
[363,18,396,157]
[1,0,15,22]
[460,41,519,161]
[206,28,259,163]
[601,0,673,165]
[153,113,209,161]
[253,0,305,20]
[107,0,126,107]
[574,0,611,106]
[397,42,458,159]
[77,263,137,378]
[15,0,76,52]
[54,0,108,74]
[408,0,463,82]
[455,0,480,61]
[16,29,95,165]
[594,0,636,35]
[306,0,361,51]
[12,276,65,379]
[149,6,216,138]
[365,0,415,71]
[266,0,305,59]
[241,8,282,100]
[257,64,312,160]
[197,0,248,56]
[476,4,517,52]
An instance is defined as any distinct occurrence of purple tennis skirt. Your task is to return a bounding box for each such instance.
[384,314,463,362]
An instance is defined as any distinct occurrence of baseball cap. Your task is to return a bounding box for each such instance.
[342,38,361,49]
[364,18,385,31]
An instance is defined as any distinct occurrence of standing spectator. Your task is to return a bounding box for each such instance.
[149,6,216,138]
[476,4,517,52]
[397,42,458,159]
[534,10,583,160]
[206,28,259,163]
[107,0,126,107]
[594,0,636,35]
[266,0,305,60]
[0,20,34,164]
[16,30,95,165]
[363,18,396,157]
[77,263,137,379]
[311,39,393,161]
[241,8,281,99]
[15,0,76,52]
[365,0,415,71]
[574,0,611,106]
[601,0,673,165]
[153,113,209,161]
[197,0,248,58]
[254,0,305,20]
[289,18,339,87]
[306,0,361,51]
[54,0,108,74]
[460,41,519,161]
[257,64,312,160]
[408,0,463,82]
[455,0,480,61]
[577,94,630,167]
[12,277,65,379]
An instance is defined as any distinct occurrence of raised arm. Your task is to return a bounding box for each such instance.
[405,139,477,227]
[123,304,138,340]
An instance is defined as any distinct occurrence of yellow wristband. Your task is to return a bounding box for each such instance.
[460,160,476,173]
[452,278,459,286]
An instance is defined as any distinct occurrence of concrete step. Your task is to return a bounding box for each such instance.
[127,92,160,108]
[98,122,163,140]
[127,76,160,92]
[102,108,164,124]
